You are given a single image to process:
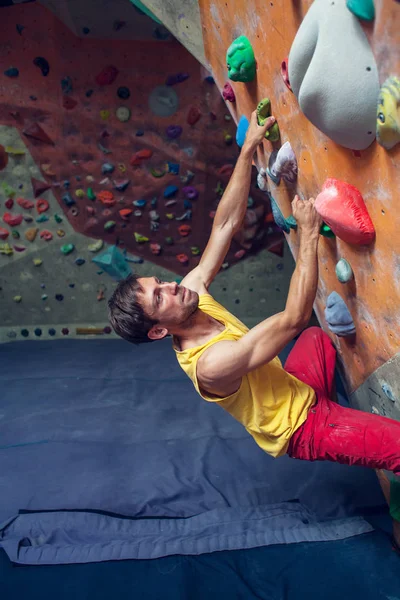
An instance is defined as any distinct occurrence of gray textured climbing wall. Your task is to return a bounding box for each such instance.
[0,0,290,343]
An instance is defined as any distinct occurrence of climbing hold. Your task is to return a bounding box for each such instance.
[133,199,147,208]
[150,243,161,255]
[320,223,335,238]
[36,214,49,223]
[75,258,85,266]
[165,200,176,207]
[381,383,396,403]
[117,86,130,99]
[48,328,56,337]
[2,182,16,198]
[182,186,198,200]
[315,178,375,245]
[269,194,297,234]
[267,142,298,185]
[22,123,54,145]
[180,170,194,184]
[34,328,42,338]
[280,58,292,92]
[5,198,13,209]
[100,110,110,121]
[0,243,13,255]
[11,230,19,239]
[0,227,9,240]
[60,243,75,255]
[176,210,192,221]
[149,210,159,221]
[176,253,189,265]
[62,192,75,207]
[98,190,115,206]
[325,291,356,337]
[75,189,85,198]
[41,163,56,177]
[149,85,179,117]
[71,206,79,217]
[23,214,33,223]
[224,114,232,122]
[247,197,254,208]
[63,180,70,189]
[167,162,179,175]
[54,213,63,223]
[56,229,65,237]
[151,197,157,207]
[63,96,77,110]
[335,259,354,283]
[87,188,96,200]
[55,294,64,302]
[102,162,115,175]
[166,125,183,139]
[225,134,233,145]
[223,82,236,103]
[14,244,26,252]
[136,130,144,137]
[88,239,104,252]
[3,213,23,227]
[25,227,38,242]
[133,210,142,217]
[257,168,268,192]
[4,67,19,78]
[376,76,400,150]
[166,72,189,86]
[346,0,375,21]
[150,167,166,178]
[62,328,69,335]
[61,76,72,94]
[96,65,119,86]
[40,230,53,241]
[165,237,174,245]
[236,115,249,147]
[31,177,51,198]
[257,99,280,141]
[187,106,201,126]
[191,246,200,256]
[217,164,234,178]
[235,249,246,260]
[164,185,178,199]
[130,149,153,166]
[119,208,132,220]
[7,330,17,339]
[33,258,42,266]
[114,179,130,192]
[178,224,191,237]
[184,200,192,210]
[36,198,49,214]
[215,181,224,196]
[134,232,149,243]
[226,36,256,82]
[33,56,50,76]
[104,220,116,231]
[0,144,8,171]
[98,142,111,154]
[21,329,29,337]
[166,213,175,220]
[97,288,105,302]
[5,146,25,156]
[116,107,131,122]
[86,89,94,98]
[13,296,22,303]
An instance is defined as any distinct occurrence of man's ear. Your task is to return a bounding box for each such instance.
[148,325,169,341]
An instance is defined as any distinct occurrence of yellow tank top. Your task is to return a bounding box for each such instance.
[174,294,316,458]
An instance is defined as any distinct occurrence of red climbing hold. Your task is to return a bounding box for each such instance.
[217,164,234,177]
[17,197,34,210]
[40,230,53,241]
[0,144,8,171]
[63,96,78,110]
[280,58,292,92]
[187,106,201,126]
[31,177,51,198]
[130,149,153,166]
[178,224,191,237]
[23,123,55,146]
[176,253,189,265]
[0,227,9,240]
[95,65,119,86]
[119,208,132,220]
[5,198,14,209]
[150,243,161,255]
[315,178,375,245]
[3,212,23,227]
[97,190,115,206]
[86,206,95,215]
[36,198,50,214]
[222,82,236,103]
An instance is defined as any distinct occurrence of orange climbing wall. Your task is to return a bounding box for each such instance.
[199,0,400,394]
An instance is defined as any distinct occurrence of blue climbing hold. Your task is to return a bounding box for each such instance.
[102,162,115,175]
[167,162,180,175]
[34,328,42,337]
[62,192,75,207]
[324,292,356,337]
[382,383,396,403]
[48,328,56,336]
[184,199,192,209]
[269,193,297,234]
[4,67,19,78]
[136,130,144,136]
[236,115,249,148]
[92,245,132,280]
[151,197,157,207]
[164,185,179,199]
[133,199,147,207]
[75,258,86,266]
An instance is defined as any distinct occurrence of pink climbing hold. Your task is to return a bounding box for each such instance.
[36,198,50,214]
[222,82,236,103]
[95,65,119,86]
[315,178,375,245]
[3,212,23,227]
[0,227,9,240]
[40,230,53,241]
[150,243,162,255]
[17,197,34,210]
[234,249,246,260]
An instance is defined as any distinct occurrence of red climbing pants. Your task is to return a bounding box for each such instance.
[286,327,400,475]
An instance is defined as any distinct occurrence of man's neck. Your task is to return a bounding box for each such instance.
[173,309,225,351]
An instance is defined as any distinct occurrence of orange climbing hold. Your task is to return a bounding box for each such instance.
[178,224,191,237]
[130,149,153,166]
[97,190,115,206]
[176,253,189,264]
[119,208,133,220]
[315,178,375,245]
[36,198,50,214]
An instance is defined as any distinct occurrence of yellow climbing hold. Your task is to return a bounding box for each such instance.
[0,243,13,255]
[100,110,110,121]
[376,76,400,150]
[88,239,104,252]
[5,146,26,155]
[118,163,126,173]
[134,232,149,243]
[166,213,175,220]
[13,295,22,303]
[33,258,43,266]
[56,229,65,237]
[75,188,85,198]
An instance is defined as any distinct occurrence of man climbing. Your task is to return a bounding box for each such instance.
[108,110,400,476]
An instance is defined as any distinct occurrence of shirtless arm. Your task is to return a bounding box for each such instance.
[197,197,322,397]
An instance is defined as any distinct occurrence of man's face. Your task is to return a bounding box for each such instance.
[137,277,199,335]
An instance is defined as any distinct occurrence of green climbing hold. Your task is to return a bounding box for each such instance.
[60,243,75,255]
[226,36,256,83]
[346,0,375,21]
[1,182,16,198]
[256,98,280,141]
[104,220,116,231]
[54,213,63,223]
[150,167,166,178]
[13,295,22,303]
[165,236,174,245]
[11,230,20,239]
[335,258,353,283]
[87,188,96,200]
[191,246,200,256]
[320,223,335,238]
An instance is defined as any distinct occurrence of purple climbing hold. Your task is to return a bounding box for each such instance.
[33,57,50,76]
[166,125,183,139]
[165,72,190,86]
[325,292,356,337]
[182,186,198,200]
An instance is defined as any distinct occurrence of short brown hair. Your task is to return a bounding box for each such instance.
[108,274,158,344]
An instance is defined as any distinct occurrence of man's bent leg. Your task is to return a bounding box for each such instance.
[288,395,400,474]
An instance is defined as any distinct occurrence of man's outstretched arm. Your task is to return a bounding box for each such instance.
[181,110,275,292]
